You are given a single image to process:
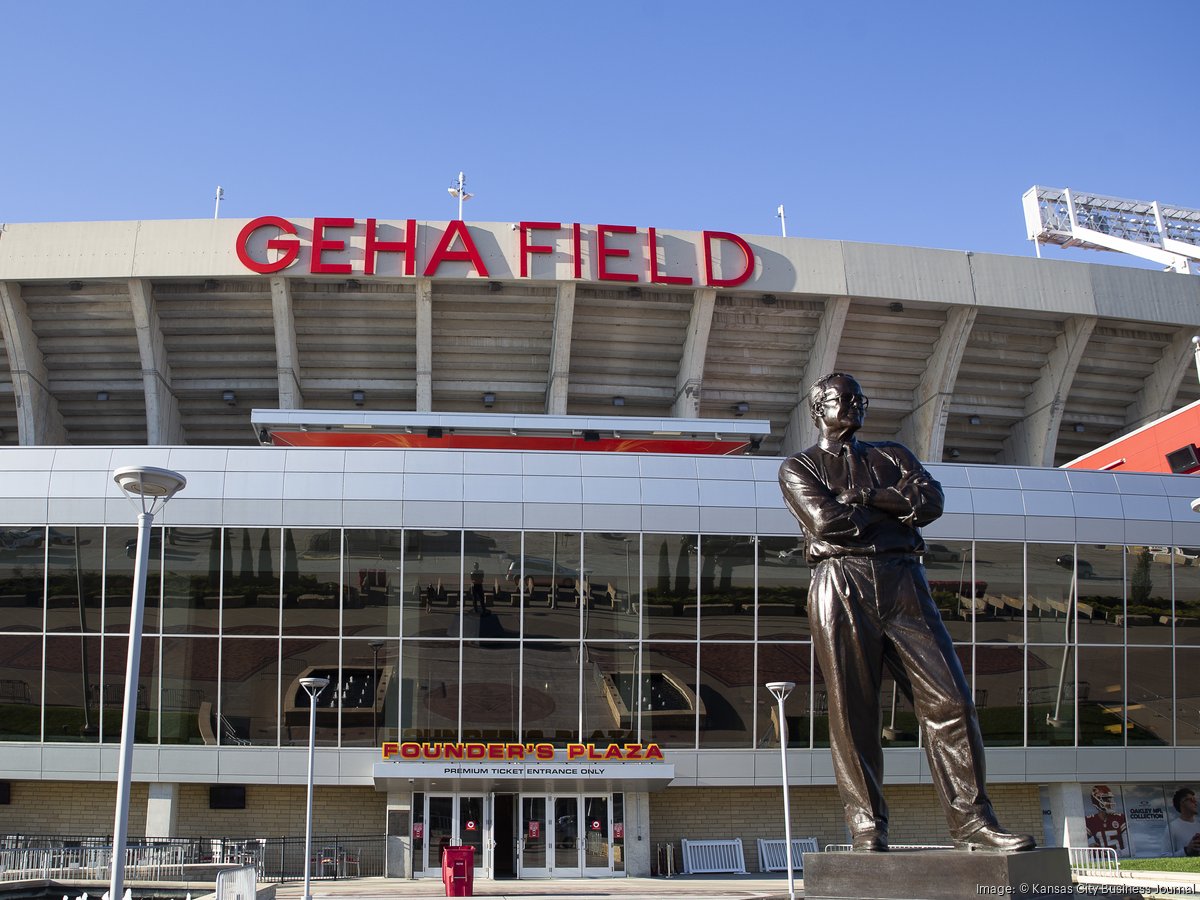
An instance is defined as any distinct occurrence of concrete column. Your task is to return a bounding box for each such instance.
[415,278,433,412]
[779,296,851,458]
[385,790,413,879]
[545,281,577,414]
[0,281,67,445]
[896,306,977,460]
[1000,315,1097,467]
[671,288,716,418]
[624,791,652,877]
[1124,328,1197,431]
[1045,782,1087,848]
[269,276,304,408]
[144,782,179,839]
[128,279,184,444]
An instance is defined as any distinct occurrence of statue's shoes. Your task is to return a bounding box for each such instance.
[852,832,888,852]
[953,825,1036,852]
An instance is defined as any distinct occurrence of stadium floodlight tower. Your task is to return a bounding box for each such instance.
[448,171,473,220]
[1023,186,1200,274]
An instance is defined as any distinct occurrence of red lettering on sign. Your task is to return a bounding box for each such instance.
[648,227,693,285]
[422,220,490,277]
[703,230,755,287]
[596,224,638,282]
[235,216,300,274]
[572,223,583,279]
[365,218,416,276]
[311,217,354,275]
[519,221,560,278]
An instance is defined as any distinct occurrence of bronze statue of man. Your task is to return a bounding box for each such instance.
[778,372,1034,853]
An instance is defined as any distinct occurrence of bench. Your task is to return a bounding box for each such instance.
[680,838,746,874]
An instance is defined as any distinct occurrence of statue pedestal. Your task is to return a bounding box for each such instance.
[802,848,1073,900]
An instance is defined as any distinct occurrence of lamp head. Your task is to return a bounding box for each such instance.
[113,465,187,515]
[299,676,331,697]
[766,681,796,700]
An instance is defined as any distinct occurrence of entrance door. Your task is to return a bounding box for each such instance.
[493,793,517,878]
[423,794,486,875]
[518,795,550,878]
[582,795,612,875]
[551,795,581,877]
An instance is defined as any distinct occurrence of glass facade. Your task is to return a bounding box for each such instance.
[0,527,1192,750]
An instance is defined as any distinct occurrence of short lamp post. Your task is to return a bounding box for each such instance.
[109,466,187,900]
[300,676,330,900]
[766,681,797,900]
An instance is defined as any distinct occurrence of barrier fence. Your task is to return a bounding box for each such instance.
[0,834,386,882]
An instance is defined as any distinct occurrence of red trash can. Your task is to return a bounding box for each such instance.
[441,845,475,897]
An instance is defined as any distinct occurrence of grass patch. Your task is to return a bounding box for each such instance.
[1120,857,1200,873]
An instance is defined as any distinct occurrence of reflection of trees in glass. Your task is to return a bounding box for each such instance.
[657,542,670,594]
[673,541,690,595]
[1130,548,1153,606]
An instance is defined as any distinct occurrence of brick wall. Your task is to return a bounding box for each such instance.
[648,783,1043,872]
[0,781,384,839]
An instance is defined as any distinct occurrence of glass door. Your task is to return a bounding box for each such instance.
[518,795,550,877]
[551,796,581,877]
[423,794,486,875]
[582,795,612,875]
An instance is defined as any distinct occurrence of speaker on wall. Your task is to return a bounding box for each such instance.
[1166,443,1200,474]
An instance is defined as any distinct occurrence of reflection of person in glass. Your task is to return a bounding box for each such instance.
[778,373,1034,853]
[470,562,485,613]
[1170,787,1200,856]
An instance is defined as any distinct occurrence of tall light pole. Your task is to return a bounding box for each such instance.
[300,675,330,900]
[766,681,796,900]
[776,204,787,238]
[448,172,473,220]
[214,186,224,219]
[109,466,187,900]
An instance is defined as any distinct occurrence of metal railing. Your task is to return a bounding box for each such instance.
[0,833,386,882]
[1068,845,1120,876]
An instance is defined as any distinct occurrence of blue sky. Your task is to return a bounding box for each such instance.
[4,1,1197,266]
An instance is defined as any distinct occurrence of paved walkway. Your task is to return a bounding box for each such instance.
[273,875,795,900]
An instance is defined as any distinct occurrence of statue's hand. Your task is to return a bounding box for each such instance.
[836,488,874,506]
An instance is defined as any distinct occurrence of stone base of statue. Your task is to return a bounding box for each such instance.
[802,847,1074,900]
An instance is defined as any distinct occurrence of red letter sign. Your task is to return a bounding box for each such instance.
[519,221,561,278]
[365,218,416,276]
[310,217,355,275]
[422,220,490,277]
[648,227,693,285]
[596,223,639,282]
[703,230,755,287]
[235,216,300,274]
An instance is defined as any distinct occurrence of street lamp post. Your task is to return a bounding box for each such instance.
[109,466,187,900]
[766,681,797,900]
[300,676,331,900]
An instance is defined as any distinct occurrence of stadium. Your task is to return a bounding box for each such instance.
[0,209,1198,880]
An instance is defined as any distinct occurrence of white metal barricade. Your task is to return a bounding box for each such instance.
[680,838,746,874]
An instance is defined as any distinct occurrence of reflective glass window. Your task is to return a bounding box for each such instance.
[698,536,754,642]
[161,527,221,634]
[462,531,521,642]
[1127,646,1171,747]
[1177,647,1200,745]
[756,642,811,749]
[44,634,100,742]
[642,534,697,640]
[1026,542,1077,644]
[521,640,579,745]
[582,642,639,745]
[105,526,162,635]
[343,530,403,637]
[1077,645,1123,746]
[402,530,462,640]
[281,637,340,746]
[45,526,101,634]
[460,641,519,742]
[520,532,582,640]
[99,636,158,744]
[1124,546,1173,645]
[974,641,1025,747]
[1027,644,1073,746]
[639,642,697,749]
[0,528,46,633]
[160,636,218,745]
[973,541,1024,644]
[222,528,281,635]
[697,642,753,748]
[282,529,341,636]
[221,637,279,745]
[582,533,639,641]
[757,536,810,642]
[924,540,974,643]
[400,639,461,742]
[1175,556,1200,644]
[0,634,41,740]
